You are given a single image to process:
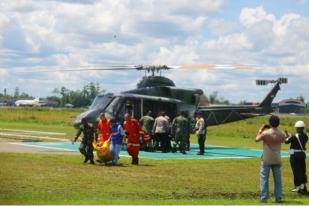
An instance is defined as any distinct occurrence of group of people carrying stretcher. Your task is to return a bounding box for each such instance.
[73,112,149,166]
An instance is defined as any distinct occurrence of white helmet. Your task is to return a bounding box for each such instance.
[295,121,305,128]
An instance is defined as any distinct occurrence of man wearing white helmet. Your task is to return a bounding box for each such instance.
[285,120,308,194]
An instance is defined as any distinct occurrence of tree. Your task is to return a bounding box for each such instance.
[60,86,69,106]
[208,91,229,105]
[14,87,20,98]
[52,82,104,107]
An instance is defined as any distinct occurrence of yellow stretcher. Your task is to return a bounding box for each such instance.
[92,138,113,163]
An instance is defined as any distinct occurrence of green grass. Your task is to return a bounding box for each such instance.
[0,107,83,125]
[1,153,309,205]
[1,108,309,204]
[0,107,82,139]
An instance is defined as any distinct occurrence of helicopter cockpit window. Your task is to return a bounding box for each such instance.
[89,95,113,110]
[105,97,123,116]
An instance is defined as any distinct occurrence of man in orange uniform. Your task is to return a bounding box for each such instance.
[97,112,111,146]
[123,113,143,165]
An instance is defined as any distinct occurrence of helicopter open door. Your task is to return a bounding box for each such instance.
[105,93,183,121]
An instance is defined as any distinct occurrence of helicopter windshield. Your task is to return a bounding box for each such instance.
[105,97,123,116]
[89,94,113,110]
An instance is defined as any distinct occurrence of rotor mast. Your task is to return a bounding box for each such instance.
[135,65,171,76]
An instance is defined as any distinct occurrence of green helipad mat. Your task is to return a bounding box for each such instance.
[19,142,290,160]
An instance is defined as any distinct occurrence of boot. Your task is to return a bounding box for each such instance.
[132,158,139,165]
[83,156,89,163]
[299,184,308,194]
[291,186,300,192]
[89,159,95,165]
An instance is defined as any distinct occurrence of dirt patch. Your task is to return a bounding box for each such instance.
[108,191,260,200]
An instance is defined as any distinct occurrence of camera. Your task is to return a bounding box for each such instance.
[263,124,270,129]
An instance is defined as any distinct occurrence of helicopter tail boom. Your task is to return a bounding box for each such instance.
[257,77,287,113]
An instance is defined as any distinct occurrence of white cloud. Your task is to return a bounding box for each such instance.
[0,1,308,103]
[240,6,275,27]
[208,19,240,36]
[0,68,8,77]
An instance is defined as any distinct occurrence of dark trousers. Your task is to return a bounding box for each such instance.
[290,153,307,186]
[79,140,94,161]
[155,133,170,152]
[198,133,206,154]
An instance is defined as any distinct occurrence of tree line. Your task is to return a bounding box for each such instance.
[0,82,103,108]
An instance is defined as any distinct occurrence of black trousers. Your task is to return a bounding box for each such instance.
[198,133,206,154]
[290,153,307,186]
[154,133,170,152]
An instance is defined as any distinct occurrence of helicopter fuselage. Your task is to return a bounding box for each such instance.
[73,76,285,129]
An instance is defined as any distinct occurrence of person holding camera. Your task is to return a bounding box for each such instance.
[256,115,285,203]
[285,121,308,194]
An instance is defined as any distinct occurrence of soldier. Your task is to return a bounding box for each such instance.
[184,111,192,151]
[72,118,97,164]
[139,111,154,135]
[139,110,154,151]
[171,111,190,154]
[124,113,143,165]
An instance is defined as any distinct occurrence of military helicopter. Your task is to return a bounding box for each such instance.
[72,64,287,128]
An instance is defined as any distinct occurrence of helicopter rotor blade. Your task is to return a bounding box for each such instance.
[12,63,258,73]
[14,65,138,73]
[177,64,217,70]
[176,64,255,70]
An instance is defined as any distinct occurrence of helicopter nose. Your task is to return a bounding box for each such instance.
[73,119,82,129]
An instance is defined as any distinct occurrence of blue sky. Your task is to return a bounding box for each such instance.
[0,0,308,103]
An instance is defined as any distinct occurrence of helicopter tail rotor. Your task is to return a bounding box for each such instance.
[256,77,288,86]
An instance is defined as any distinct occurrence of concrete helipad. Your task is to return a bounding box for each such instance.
[10,141,290,159]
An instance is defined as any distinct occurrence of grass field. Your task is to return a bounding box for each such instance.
[1,107,309,204]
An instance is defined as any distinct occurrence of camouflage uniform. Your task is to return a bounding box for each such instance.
[171,114,190,154]
[139,115,154,134]
[75,123,97,163]
[139,115,155,150]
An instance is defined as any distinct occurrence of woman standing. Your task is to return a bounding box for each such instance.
[285,121,308,194]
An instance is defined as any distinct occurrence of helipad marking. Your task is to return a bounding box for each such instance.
[0,128,66,135]
[0,133,68,141]
[14,142,290,160]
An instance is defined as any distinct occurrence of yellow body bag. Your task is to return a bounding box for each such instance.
[93,138,113,163]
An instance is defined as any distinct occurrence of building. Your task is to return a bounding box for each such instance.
[278,98,305,114]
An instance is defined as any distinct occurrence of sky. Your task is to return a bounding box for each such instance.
[0,0,308,103]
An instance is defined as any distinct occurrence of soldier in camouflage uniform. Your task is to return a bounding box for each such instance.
[73,118,97,164]
[171,111,190,154]
[139,111,155,151]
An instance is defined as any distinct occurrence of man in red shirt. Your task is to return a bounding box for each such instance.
[123,113,143,165]
[97,112,111,146]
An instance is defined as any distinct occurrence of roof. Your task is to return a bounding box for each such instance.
[279,98,305,107]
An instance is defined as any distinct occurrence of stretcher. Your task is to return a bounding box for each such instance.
[92,138,113,163]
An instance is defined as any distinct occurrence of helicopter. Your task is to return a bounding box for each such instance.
[72,64,287,128]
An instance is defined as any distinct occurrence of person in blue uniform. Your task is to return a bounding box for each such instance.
[109,118,125,165]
